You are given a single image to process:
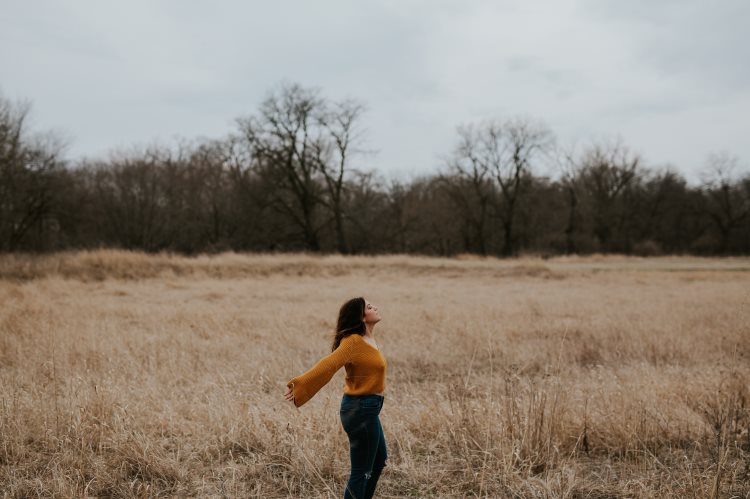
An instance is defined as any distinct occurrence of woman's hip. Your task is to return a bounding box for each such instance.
[340,393,384,411]
[340,394,384,427]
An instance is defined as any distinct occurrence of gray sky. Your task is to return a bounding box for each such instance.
[2,0,748,184]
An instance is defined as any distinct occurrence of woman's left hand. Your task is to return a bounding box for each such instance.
[283,386,295,404]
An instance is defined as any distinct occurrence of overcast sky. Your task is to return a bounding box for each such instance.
[2,0,748,184]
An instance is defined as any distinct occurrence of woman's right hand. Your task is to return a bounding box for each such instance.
[283,386,295,404]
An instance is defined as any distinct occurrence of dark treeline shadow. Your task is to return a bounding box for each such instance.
[1,83,749,256]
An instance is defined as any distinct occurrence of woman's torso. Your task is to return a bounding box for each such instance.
[358,335,385,396]
[350,335,385,396]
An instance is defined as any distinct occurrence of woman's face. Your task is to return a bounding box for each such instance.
[363,300,381,326]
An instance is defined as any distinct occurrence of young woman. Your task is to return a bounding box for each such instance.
[284,297,388,499]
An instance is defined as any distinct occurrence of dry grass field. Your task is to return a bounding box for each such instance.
[1,250,749,498]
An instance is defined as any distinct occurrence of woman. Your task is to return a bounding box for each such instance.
[284,297,388,499]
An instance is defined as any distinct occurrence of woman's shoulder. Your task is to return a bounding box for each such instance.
[341,334,368,349]
[342,333,362,344]
[334,334,360,354]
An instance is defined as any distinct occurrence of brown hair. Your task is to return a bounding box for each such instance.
[331,297,366,351]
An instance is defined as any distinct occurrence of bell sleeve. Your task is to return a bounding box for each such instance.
[286,335,355,408]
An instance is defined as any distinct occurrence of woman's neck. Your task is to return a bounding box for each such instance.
[364,324,375,337]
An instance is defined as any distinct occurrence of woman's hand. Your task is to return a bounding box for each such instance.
[283,386,295,404]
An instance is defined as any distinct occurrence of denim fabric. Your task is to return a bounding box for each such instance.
[339,394,387,499]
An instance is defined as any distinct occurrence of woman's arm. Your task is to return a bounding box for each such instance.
[286,336,354,408]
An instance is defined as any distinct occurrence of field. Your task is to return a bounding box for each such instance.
[1,251,749,498]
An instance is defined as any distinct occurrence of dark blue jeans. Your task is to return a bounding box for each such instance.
[339,394,387,499]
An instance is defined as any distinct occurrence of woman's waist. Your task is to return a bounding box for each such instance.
[343,385,385,395]
[341,393,385,404]
[343,388,385,396]
[342,392,385,400]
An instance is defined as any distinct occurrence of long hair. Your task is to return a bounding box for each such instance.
[331,297,366,351]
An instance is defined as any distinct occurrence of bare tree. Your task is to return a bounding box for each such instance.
[555,144,583,254]
[700,152,750,253]
[450,118,553,256]
[0,95,66,251]
[576,139,642,251]
[237,83,328,251]
[382,178,423,253]
[439,124,495,255]
[182,139,237,250]
[213,135,281,250]
[237,83,369,252]
[340,169,389,253]
[315,99,367,254]
[88,147,171,250]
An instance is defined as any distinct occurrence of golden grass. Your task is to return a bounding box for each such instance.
[1,251,749,497]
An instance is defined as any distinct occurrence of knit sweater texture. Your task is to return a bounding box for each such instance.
[287,333,387,408]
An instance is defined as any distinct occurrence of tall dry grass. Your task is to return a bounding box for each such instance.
[0,250,749,497]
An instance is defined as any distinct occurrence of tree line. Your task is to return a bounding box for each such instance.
[2,83,749,256]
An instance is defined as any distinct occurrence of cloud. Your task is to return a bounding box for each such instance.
[1,0,747,183]
[586,0,750,95]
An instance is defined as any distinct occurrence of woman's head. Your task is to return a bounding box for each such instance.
[331,297,381,351]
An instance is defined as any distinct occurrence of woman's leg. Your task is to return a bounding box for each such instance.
[363,415,387,499]
[341,402,382,499]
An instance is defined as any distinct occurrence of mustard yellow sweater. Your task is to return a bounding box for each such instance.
[287,333,387,408]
